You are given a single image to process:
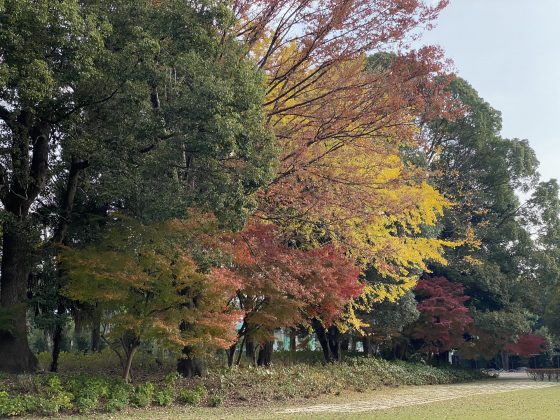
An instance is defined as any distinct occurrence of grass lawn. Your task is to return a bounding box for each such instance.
[74,383,560,419]
[370,385,560,420]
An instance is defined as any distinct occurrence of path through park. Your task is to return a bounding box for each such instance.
[279,372,559,415]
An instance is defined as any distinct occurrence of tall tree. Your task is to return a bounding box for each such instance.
[0,0,275,373]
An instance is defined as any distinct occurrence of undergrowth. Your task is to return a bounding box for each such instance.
[0,351,488,417]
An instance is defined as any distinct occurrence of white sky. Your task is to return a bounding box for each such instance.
[417,0,560,182]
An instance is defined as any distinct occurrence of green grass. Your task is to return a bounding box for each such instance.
[73,384,560,419]
[370,386,560,420]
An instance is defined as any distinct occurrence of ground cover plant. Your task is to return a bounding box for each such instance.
[0,350,487,417]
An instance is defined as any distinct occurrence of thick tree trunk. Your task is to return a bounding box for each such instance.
[363,336,373,356]
[256,341,273,367]
[0,119,50,373]
[91,323,101,352]
[501,351,510,370]
[327,325,341,362]
[177,346,205,377]
[245,336,256,365]
[0,223,38,373]
[177,357,205,377]
[312,319,334,363]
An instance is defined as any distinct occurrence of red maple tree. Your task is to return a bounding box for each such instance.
[215,223,363,343]
[411,276,472,354]
[504,334,547,357]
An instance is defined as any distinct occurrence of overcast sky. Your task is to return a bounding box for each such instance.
[417,0,560,182]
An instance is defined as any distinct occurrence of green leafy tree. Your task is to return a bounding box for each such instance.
[0,0,275,373]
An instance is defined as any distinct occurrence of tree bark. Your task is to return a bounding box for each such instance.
[0,117,50,373]
[327,325,342,362]
[123,346,138,383]
[312,319,334,363]
[91,321,101,353]
[256,341,273,367]
[50,303,66,372]
[226,343,236,368]
[0,222,38,373]
[363,336,373,356]
[177,345,205,377]
[501,351,510,370]
[289,328,297,352]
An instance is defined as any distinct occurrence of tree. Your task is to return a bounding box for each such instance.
[0,0,275,373]
[458,309,534,369]
[422,77,560,369]
[360,290,420,357]
[60,217,240,382]
[242,9,460,319]
[409,276,472,358]
[228,2,460,361]
[215,222,363,365]
[0,0,118,372]
[504,334,546,358]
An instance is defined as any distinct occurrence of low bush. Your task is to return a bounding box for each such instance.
[131,382,155,408]
[66,375,110,413]
[0,392,38,417]
[105,381,133,412]
[178,384,207,406]
[154,387,175,407]
[0,353,489,417]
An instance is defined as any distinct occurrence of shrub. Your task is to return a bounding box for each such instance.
[131,382,155,408]
[66,375,110,413]
[208,393,223,407]
[106,381,133,412]
[178,385,207,406]
[154,387,175,407]
[0,391,38,417]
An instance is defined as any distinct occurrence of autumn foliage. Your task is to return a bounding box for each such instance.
[60,217,241,380]
[504,334,547,357]
[410,276,472,354]
[216,223,363,341]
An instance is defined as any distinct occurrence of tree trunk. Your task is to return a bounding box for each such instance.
[312,319,334,363]
[0,119,52,373]
[120,331,140,383]
[123,346,138,383]
[91,324,101,352]
[246,336,256,365]
[90,307,101,352]
[501,351,510,370]
[350,336,356,352]
[177,357,205,377]
[257,341,273,367]
[50,303,65,372]
[177,345,205,377]
[0,222,38,373]
[363,336,373,356]
[289,328,297,352]
[327,325,341,362]
[226,343,236,367]
[340,337,349,352]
